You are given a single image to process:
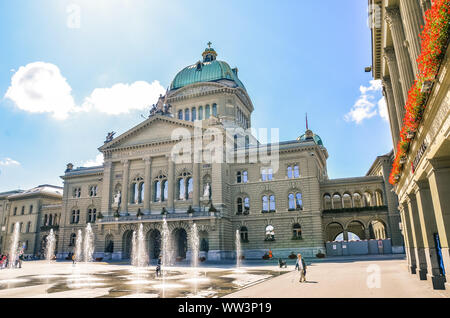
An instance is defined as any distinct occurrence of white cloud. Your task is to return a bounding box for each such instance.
[345,80,385,124]
[378,97,389,121]
[0,158,21,167]
[4,62,77,120]
[4,61,165,119]
[81,154,104,167]
[81,80,165,115]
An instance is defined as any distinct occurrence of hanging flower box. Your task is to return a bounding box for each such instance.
[406,131,416,140]
[400,156,407,164]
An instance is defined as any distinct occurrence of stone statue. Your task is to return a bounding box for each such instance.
[105,131,116,143]
[203,183,211,198]
[113,190,121,206]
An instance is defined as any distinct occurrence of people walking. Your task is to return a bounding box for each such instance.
[295,254,307,283]
[72,253,76,265]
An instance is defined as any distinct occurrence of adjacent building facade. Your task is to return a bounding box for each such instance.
[368,0,450,289]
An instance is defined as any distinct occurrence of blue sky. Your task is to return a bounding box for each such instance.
[0,0,393,192]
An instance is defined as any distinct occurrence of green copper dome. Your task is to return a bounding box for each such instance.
[170,45,246,91]
[297,130,324,146]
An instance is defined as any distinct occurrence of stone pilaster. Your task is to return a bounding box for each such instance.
[384,47,406,130]
[143,157,152,214]
[193,160,200,209]
[406,193,428,280]
[121,159,129,215]
[382,76,401,148]
[399,0,424,76]
[401,202,417,274]
[415,180,446,289]
[385,7,415,102]
[167,155,175,211]
[100,161,113,216]
[427,159,450,283]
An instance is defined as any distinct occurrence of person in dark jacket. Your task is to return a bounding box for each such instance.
[156,256,162,277]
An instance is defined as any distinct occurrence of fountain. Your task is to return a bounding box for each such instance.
[75,229,83,262]
[8,222,20,268]
[131,224,148,268]
[83,223,95,262]
[190,223,199,272]
[44,229,56,262]
[161,218,171,271]
[235,229,243,271]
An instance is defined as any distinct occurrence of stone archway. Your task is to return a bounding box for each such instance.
[147,229,161,259]
[347,220,366,240]
[173,228,188,259]
[122,230,133,259]
[326,222,344,242]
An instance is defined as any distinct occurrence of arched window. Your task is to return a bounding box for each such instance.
[87,208,97,223]
[323,194,332,210]
[237,198,243,214]
[198,106,203,120]
[364,191,373,207]
[48,214,53,226]
[296,193,303,210]
[343,193,352,208]
[89,185,98,197]
[242,171,248,183]
[71,209,80,224]
[293,224,302,239]
[105,235,114,253]
[262,196,269,212]
[288,194,296,210]
[187,177,193,199]
[70,233,76,247]
[191,107,196,121]
[29,205,33,214]
[236,171,242,183]
[139,183,145,203]
[265,225,275,241]
[205,105,210,119]
[184,108,190,121]
[19,222,23,233]
[240,226,248,242]
[244,197,250,213]
[154,180,161,202]
[21,206,25,215]
[287,166,293,179]
[178,110,183,120]
[212,103,217,117]
[178,178,186,200]
[294,166,300,178]
[44,214,48,226]
[332,194,342,209]
[269,195,276,211]
[26,221,31,233]
[162,180,168,201]
[353,193,363,207]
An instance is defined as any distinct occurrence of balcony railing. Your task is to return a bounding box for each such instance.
[99,210,214,223]
[322,206,388,214]
[40,225,59,231]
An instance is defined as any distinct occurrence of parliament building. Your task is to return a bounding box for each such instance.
[0,45,404,261]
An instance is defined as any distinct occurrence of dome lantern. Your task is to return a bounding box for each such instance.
[202,41,217,62]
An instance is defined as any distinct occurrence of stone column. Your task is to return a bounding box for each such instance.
[415,179,446,289]
[100,161,113,216]
[385,7,415,102]
[121,160,129,215]
[406,193,428,280]
[167,155,175,212]
[427,160,450,283]
[401,202,418,274]
[343,230,349,241]
[143,157,152,214]
[193,160,200,209]
[399,0,424,76]
[382,76,400,148]
[384,47,406,130]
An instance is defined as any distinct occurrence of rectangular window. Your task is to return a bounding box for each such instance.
[29,205,33,214]
[261,169,267,181]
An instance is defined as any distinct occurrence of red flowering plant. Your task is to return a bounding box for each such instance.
[390,0,450,185]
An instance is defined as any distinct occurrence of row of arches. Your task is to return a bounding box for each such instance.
[323,190,384,210]
[325,219,388,242]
